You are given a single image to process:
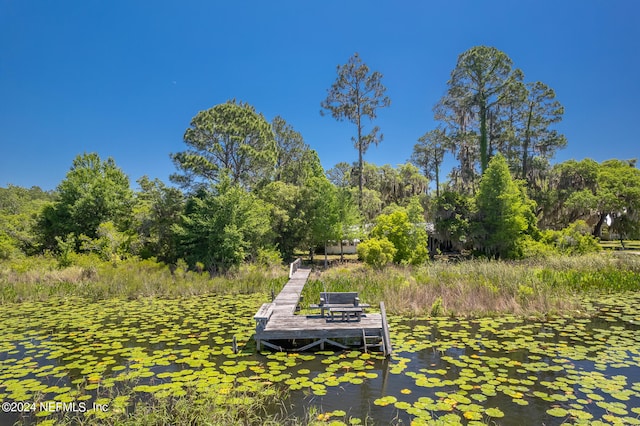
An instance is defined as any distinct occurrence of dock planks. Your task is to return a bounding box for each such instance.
[254,263,391,355]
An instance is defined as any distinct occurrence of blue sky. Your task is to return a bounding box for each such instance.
[1,1,639,190]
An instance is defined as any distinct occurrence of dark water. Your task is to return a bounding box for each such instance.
[275,312,640,425]
[1,294,639,425]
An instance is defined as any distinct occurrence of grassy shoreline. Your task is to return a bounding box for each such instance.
[2,252,639,317]
[0,255,288,304]
[304,252,640,317]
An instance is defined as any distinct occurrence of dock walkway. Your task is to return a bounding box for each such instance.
[254,263,392,356]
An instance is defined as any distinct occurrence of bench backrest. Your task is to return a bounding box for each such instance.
[320,292,359,305]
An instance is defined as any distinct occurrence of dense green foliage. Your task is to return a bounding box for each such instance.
[134,176,184,263]
[593,159,640,238]
[0,185,53,258]
[431,190,473,252]
[369,206,429,265]
[326,161,428,222]
[1,100,364,271]
[170,100,276,190]
[539,158,640,238]
[271,115,324,185]
[356,237,396,269]
[174,181,272,273]
[258,181,308,260]
[2,46,639,273]
[540,220,601,255]
[473,154,537,259]
[38,153,134,252]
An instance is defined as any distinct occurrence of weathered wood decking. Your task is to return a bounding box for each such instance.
[254,264,392,356]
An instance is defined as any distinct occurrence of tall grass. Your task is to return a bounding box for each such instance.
[107,388,288,426]
[304,253,640,317]
[46,380,290,426]
[0,254,288,304]
[3,252,639,316]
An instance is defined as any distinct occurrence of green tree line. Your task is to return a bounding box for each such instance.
[2,47,639,271]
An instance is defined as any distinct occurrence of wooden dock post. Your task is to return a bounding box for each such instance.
[380,301,392,356]
[289,257,302,278]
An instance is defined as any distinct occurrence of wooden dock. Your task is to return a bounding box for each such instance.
[254,262,392,356]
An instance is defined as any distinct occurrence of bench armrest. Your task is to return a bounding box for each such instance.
[254,303,275,321]
[319,297,325,306]
[354,296,360,307]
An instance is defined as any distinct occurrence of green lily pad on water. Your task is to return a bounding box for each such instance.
[546,407,568,417]
[485,407,505,418]
[373,396,397,406]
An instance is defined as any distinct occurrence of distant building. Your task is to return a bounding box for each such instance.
[325,239,360,255]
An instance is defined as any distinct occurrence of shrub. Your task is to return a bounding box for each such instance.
[55,234,77,268]
[520,236,557,258]
[430,296,445,316]
[541,220,601,255]
[255,247,283,268]
[357,237,397,269]
[370,208,429,265]
[0,235,17,260]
